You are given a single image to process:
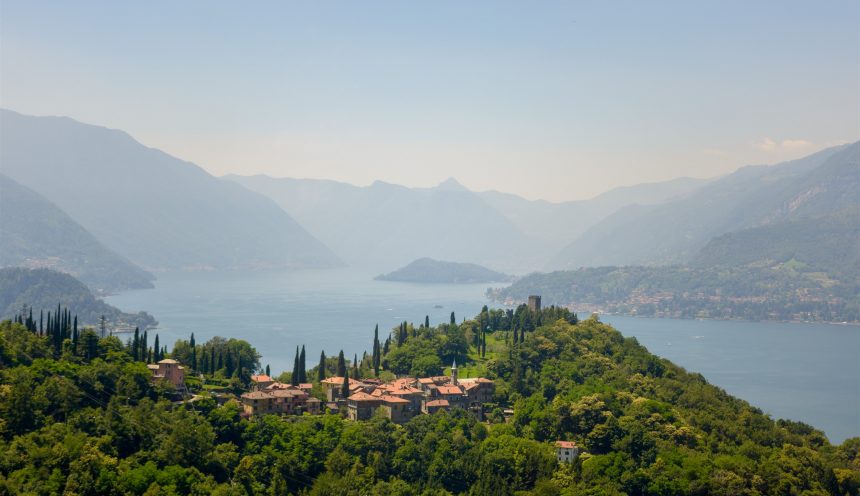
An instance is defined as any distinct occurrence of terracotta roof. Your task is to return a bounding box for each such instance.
[251,374,273,382]
[146,364,159,370]
[426,399,449,407]
[270,389,306,398]
[265,382,298,390]
[299,383,313,389]
[241,391,271,400]
[321,376,358,385]
[158,359,179,364]
[418,378,435,384]
[381,395,410,404]
[347,392,381,402]
[555,441,577,449]
[437,386,463,395]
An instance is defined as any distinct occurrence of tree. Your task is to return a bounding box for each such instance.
[337,350,346,377]
[425,315,430,329]
[450,312,456,325]
[265,364,271,376]
[153,334,160,362]
[190,333,197,371]
[291,346,300,386]
[341,369,350,399]
[318,350,327,381]
[299,345,307,383]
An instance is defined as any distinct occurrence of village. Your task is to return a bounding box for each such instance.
[144,333,580,464]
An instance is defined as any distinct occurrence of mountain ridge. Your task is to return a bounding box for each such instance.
[0,109,342,272]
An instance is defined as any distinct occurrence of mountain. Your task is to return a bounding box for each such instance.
[225,174,710,273]
[477,177,709,249]
[0,174,154,293]
[692,210,860,277]
[224,175,542,272]
[549,143,857,269]
[0,267,156,328]
[375,258,513,284]
[0,109,340,271]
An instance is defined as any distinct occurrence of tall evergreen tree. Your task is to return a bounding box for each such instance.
[383,336,391,355]
[265,364,271,376]
[298,345,307,383]
[190,333,197,371]
[153,334,160,362]
[450,311,456,325]
[336,350,346,377]
[341,369,350,399]
[132,328,140,361]
[425,315,430,329]
[352,353,359,379]
[318,350,327,381]
[291,346,300,386]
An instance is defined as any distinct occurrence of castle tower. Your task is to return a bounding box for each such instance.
[528,295,542,313]
[451,359,458,385]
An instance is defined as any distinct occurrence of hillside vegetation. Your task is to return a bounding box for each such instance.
[0,305,857,495]
[0,174,154,292]
[0,268,156,328]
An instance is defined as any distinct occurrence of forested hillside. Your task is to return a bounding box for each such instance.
[0,174,154,292]
[0,306,856,495]
[0,268,156,328]
[491,264,860,323]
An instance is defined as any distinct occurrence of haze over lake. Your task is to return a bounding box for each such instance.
[107,267,860,443]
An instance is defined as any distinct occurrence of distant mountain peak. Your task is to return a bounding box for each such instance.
[436,177,469,192]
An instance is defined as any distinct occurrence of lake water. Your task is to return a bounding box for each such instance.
[107,267,860,443]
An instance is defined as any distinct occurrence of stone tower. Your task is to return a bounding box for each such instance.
[528,295,542,312]
[451,359,458,385]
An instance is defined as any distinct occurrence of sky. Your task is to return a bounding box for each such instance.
[1,1,858,202]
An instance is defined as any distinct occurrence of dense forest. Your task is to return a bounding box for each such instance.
[491,264,860,323]
[0,304,858,495]
[0,268,157,329]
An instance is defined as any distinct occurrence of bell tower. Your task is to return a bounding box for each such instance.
[451,359,458,385]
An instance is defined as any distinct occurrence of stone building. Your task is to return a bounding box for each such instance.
[555,441,580,463]
[528,295,542,312]
[147,359,185,390]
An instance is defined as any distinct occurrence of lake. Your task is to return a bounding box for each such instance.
[107,267,860,443]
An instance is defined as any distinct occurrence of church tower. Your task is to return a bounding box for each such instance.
[451,359,458,385]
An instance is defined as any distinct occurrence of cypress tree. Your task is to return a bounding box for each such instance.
[318,350,327,381]
[450,311,456,325]
[337,350,346,377]
[341,369,350,399]
[39,310,43,335]
[153,334,160,362]
[291,346,300,386]
[383,337,390,355]
[352,353,359,379]
[141,331,148,362]
[299,345,307,383]
[190,333,197,371]
[425,315,430,329]
[265,364,271,376]
[132,328,140,361]
[211,347,217,373]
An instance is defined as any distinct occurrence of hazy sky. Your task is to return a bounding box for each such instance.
[1,1,858,201]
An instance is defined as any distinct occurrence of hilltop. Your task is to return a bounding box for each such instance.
[0,306,856,494]
[0,173,154,293]
[375,258,514,284]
